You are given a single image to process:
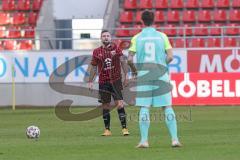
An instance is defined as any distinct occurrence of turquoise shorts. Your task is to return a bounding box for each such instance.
[135,80,172,108]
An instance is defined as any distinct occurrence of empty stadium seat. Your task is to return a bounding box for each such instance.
[213,10,227,22]
[178,24,193,36]
[191,38,205,47]
[3,40,17,50]
[0,42,3,50]
[167,11,180,22]
[120,11,133,23]
[207,38,221,47]
[169,0,183,9]
[216,0,230,8]
[32,0,43,10]
[28,12,38,25]
[8,26,21,38]
[224,37,237,47]
[19,40,33,50]
[156,0,168,9]
[225,24,240,35]
[2,0,15,11]
[194,24,208,36]
[163,24,177,36]
[185,0,199,8]
[0,26,6,38]
[12,12,26,25]
[0,12,10,25]
[135,11,142,23]
[138,0,153,9]
[182,10,196,22]
[17,0,30,10]
[200,0,214,8]
[209,23,222,35]
[123,0,137,9]
[198,10,212,22]
[130,24,142,36]
[23,26,35,38]
[229,9,240,22]
[232,0,240,8]
[174,39,185,48]
[115,25,130,37]
[155,11,165,22]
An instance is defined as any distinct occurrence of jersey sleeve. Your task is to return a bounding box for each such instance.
[91,50,98,66]
[161,33,172,50]
[128,34,139,54]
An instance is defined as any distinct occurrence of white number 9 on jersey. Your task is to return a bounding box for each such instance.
[144,42,156,62]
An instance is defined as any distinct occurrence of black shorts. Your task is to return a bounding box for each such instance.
[99,79,123,104]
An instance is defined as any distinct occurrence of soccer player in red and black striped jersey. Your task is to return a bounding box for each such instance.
[88,30,130,136]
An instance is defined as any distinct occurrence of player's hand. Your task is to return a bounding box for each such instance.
[132,71,137,80]
[87,82,93,91]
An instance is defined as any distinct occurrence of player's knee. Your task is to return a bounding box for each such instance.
[102,103,110,109]
[115,100,124,109]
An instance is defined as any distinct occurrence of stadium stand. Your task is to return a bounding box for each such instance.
[116,0,240,48]
[0,0,43,50]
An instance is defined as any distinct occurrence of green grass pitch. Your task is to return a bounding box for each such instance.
[0,106,240,160]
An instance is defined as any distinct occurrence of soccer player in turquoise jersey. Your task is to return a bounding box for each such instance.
[127,10,182,148]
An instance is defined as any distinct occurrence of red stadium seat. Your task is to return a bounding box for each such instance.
[224,37,237,47]
[28,12,38,25]
[0,27,6,38]
[194,24,208,36]
[156,0,168,9]
[178,24,193,36]
[225,24,240,35]
[8,26,21,38]
[216,0,230,8]
[130,24,142,36]
[185,0,199,8]
[2,0,15,11]
[232,0,240,8]
[169,0,183,8]
[213,10,227,22]
[182,10,196,22]
[135,11,141,22]
[17,0,30,10]
[3,40,17,50]
[0,12,10,25]
[32,0,43,10]
[115,25,130,37]
[123,0,137,9]
[191,38,205,47]
[138,0,153,9]
[198,10,212,22]
[200,0,214,8]
[119,11,133,23]
[209,23,223,35]
[155,11,165,22]
[0,42,3,50]
[163,24,177,36]
[19,40,33,50]
[174,39,185,48]
[229,10,240,22]
[207,38,221,47]
[12,12,26,25]
[167,11,180,22]
[23,26,35,38]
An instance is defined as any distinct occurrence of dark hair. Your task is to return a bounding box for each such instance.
[101,30,110,35]
[141,10,154,26]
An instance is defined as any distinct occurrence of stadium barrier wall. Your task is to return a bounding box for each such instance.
[0,49,239,107]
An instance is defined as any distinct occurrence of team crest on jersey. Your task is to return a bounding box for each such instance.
[111,51,116,56]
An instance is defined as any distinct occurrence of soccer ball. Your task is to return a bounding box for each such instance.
[26,125,40,139]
